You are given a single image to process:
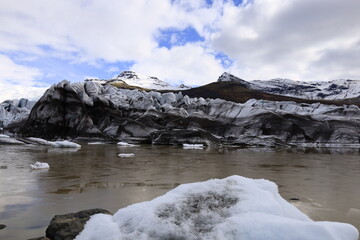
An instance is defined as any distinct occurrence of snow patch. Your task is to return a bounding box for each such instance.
[29,161,50,170]
[76,176,359,240]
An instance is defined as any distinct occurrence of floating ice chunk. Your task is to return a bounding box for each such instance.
[76,175,359,240]
[117,142,138,147]
[183,143,205,149]
[118,153,135,158]
[26,137,81,148]
[30,161,50,170]
[53,140,81,148]
[88,142,106,145]
[27,137,54,146]
[0,136,25,145]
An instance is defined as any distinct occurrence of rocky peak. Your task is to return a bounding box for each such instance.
[115,71,188,90]
[117,71,142,80]
[217,72,251,87]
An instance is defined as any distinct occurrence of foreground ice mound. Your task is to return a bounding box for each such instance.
[76,176,358,240]
[30,161,50,170]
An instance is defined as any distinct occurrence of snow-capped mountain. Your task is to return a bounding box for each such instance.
[108,71,189,90]
[218,72,360,100]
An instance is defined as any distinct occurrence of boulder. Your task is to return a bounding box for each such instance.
[45,208,112,240]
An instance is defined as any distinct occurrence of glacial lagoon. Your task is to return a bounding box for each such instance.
[0,144,359,239]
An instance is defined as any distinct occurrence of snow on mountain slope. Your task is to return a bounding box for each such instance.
[111,71,190,90]
[218,72,360,100]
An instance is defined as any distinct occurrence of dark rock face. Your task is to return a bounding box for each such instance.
[45,208,112,240]
[9,80,360,146]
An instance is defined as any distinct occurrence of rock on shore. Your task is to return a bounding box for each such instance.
[44,209,112,240]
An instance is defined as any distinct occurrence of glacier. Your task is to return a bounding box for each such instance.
[9,79,360,146]
[0,98,36,129]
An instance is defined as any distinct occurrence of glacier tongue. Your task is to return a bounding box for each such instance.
[9,79,360,146]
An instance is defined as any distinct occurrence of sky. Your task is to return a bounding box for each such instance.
[0,0,360,101]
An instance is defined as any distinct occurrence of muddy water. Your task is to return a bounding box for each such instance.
[0,144,359,239]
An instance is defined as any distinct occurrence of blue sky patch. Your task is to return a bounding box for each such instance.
[6,50,135,85]
[215,52,234,68]
[157,27,204,49]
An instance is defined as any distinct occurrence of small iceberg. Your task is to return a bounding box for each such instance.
[76,176,359,240]
[88,142,106,145]
[118,153,135,158]
[183,143,204,149]
[117,141,138,147]
[30,161,50,170]
[0,135,25,145]
[53,140,81,148]
[27,137,81,148]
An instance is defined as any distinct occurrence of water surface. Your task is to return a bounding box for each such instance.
[0,144,359,239]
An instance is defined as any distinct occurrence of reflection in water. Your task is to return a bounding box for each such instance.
[0,144,359,239]
[0,203,33,220]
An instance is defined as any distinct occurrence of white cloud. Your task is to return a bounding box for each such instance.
[0,0,197,63]
[130,43,225,86]
[209,0,360,81]
[107,66,120,74]
[0,54,47,101]
[0,0,359,96]
[0,54,43,85]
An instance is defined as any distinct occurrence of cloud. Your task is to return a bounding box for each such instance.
[210,0,360,80]
[0,54,43,85]
[0,54,47,101]
[0,0,198,63]
[0,0,360,100]
[130,43,225,86]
